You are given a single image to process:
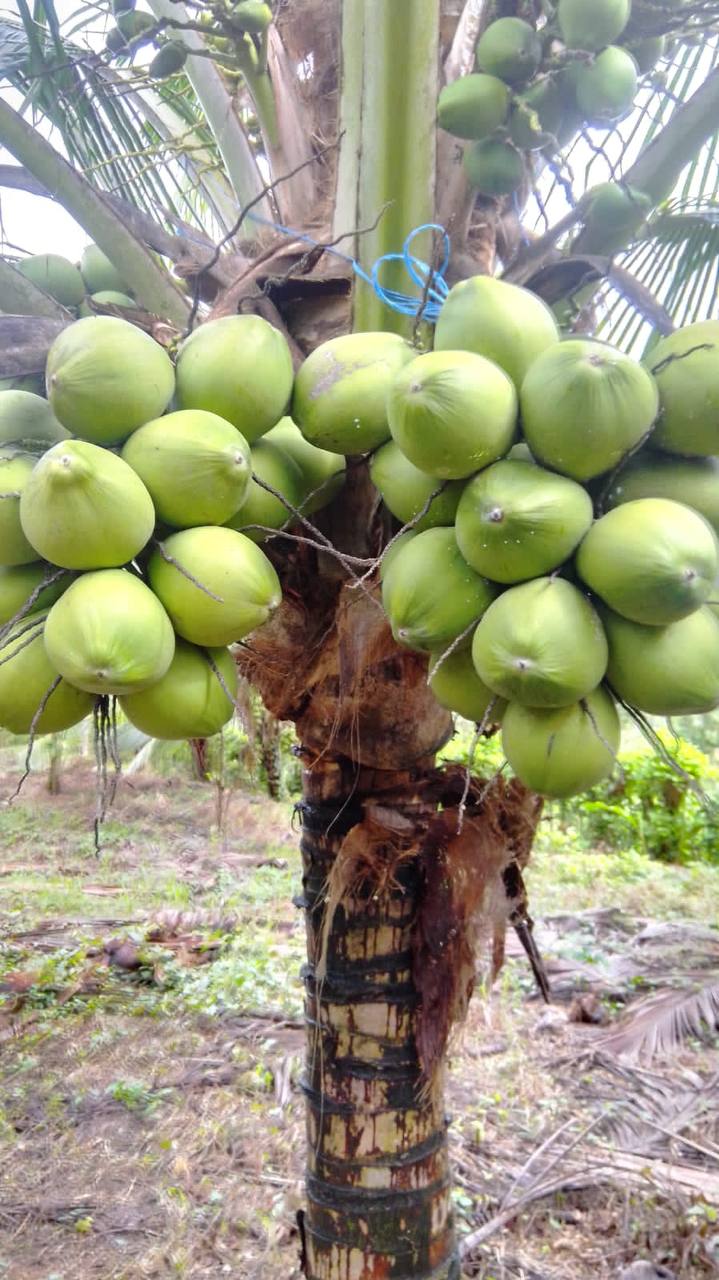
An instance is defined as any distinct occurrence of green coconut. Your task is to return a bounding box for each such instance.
[120,640,236,740]
[264,419,346,514]
[79,245,129,295]
[574,182,651,255]
[508,78,565,150]
[476,18,542,85]
[472,577,608,707]
[437,73,510,140]
[573,46,638,123]
[0,451,38,567]
[428,645,506,724]
[607,453,719,534]
[434,275,559,391]
[603,605,719,714]
[387,350,517,480]
[370,442,465,531]
[229,0,272,32]
[520,338,659,481]
[292,332,414,454]
[455,459,593,583]
[78,291,135,317]
[576,498,718,625]
[149,41,188,79]
[147,526,281,647]
[20,440,155,571]
[381,527,497,653]
[558,0,630,52]
[625,35,666,74]
[0,562,71,627]
[45,569,175,696]
[175,315,293,444]
[0,611,93,736]
[18,254,84,308]
[0,391,68,451]
[224,437,305,542]
[46,316,175,445]
[502,686,620,798]
[121,409,251,528]
[648,321,719,457]
[464,138,525,196]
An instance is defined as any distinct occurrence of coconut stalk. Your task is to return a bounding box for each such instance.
[0,98,190,328]
[334,0,440,333]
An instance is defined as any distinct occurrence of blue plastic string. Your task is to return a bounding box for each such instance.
[174,208,452,323]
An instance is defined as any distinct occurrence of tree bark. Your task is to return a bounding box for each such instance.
[298,750,459,1280]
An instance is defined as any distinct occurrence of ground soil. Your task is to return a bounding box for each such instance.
[0,766,717,1280]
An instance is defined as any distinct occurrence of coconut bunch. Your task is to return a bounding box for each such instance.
[291,277,719,801]
[0,311,344,746]
[10,242,140,324]
[437,0,673,200]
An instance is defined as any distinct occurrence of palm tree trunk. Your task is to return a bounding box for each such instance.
[298,751,458,1280]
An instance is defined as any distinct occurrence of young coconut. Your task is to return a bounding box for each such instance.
[18,254,84,308]
[381,527,497,653]
[476,17,542,85]
[607,453,719,533]
[455,459,593,583]
[603,605,719,715]
[437,73,510,140]
[370,442,465,531]
[0,610,93,735]
[648,321,719,457]
[464,139,525,196]
[79,244,130,296]
[44,569,175,696]
[434,275,559,390]
[78,291,135,317]
[0,562,71,627]
[428,645,506,724]
[120,640,236,740]
[121,409,251,528]
[558,0,630,52]
[223,437,305,543]
[20,440,155,570]
[572,46,639,124]
[520,338,659,481]
[264,419,346,515]
[576,498,718,625]
[293,332,414,454]
[387,350,517,479]
[175,315,293,443]
[46,316,175,445]
[0,391,68,452]
[472,577,608,707]
[0,451,39,567]
[502,686,620,799]
[147,526,282,647]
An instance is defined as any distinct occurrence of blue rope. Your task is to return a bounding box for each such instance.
[242,212,452,323]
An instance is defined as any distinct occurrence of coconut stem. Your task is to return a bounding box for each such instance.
[7,674,62,803]
[0,619,45,667]
[0,567,68,647]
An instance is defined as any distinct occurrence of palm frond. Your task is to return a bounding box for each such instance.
[597,980,719,1063]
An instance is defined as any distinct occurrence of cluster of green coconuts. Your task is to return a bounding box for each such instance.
[0,296,345,745]
[438,0,671,197]
[104,0,272,81]
[294,277,719,801]
[13,243,141,329]
[3,259,719,800]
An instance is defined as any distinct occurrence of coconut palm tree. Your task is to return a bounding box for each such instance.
[2,2,719,1274]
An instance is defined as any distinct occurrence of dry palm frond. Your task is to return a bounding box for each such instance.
[598,980,719,1063]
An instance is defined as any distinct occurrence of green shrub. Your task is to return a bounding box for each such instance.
[554,735,719,864]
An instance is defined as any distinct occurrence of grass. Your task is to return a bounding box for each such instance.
[0,762,717,1279]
